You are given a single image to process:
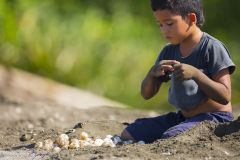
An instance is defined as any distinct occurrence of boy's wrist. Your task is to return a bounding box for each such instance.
[192,69,202,81]
[158,72,172,82]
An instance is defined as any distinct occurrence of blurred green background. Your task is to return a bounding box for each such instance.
[0,0,239,111]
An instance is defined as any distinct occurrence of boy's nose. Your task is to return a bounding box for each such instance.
[160,26,169,35]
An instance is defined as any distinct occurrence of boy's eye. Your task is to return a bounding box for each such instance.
[166,22,173,26]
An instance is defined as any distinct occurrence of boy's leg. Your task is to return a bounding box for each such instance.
[161,111,233,139]
[122,112,185,143]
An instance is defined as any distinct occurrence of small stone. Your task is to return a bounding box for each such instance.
[73,122,83,129]
[137,141,145,144]
[65,129,75,134]
[27,123,34,129]
[223,151,230,155]
[162,152,171,156]
[123,140,133,145]
[112,136,122,144]
[35,141,43,149]
[20,134,33,141]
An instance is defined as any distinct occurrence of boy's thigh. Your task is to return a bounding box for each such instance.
[161,112,233,139]
[125,112,184,143]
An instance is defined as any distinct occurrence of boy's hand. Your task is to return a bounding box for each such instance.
[150,60,180,78]
[173,63,198,81]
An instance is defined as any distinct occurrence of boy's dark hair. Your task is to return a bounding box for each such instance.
[150,0,205,27]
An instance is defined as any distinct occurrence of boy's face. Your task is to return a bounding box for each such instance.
[154,9,191,45]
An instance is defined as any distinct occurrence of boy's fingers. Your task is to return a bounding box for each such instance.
[163,65,174,72]
[159,60,180,66]
[157,65,174,72]
[153,65,173,77]
[173,63,182,70]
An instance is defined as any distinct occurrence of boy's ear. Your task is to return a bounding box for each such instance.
[188,13,197,25]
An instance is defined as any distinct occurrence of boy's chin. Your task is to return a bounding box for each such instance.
[166,39,180,45]
[168,41,180,45]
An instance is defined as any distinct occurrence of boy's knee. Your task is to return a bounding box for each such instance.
[161,121,201,139]
[161,128,178,139]
[161,125,189,139]
[120,129,136,141]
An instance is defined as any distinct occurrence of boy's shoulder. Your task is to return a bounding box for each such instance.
[162,32,225,50]
[158,32,230,60]
[202,32,226,48]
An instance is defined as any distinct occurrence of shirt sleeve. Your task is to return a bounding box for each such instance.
[208,41,236,77]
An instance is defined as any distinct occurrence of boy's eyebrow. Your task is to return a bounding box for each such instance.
[156,19,173,24]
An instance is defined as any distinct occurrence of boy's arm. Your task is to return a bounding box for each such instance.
[174,64,231,105]
[194,68,231,104]
[141,60,179,99]
[141,70,162,100]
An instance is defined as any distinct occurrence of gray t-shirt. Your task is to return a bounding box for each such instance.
[155,32,236,110]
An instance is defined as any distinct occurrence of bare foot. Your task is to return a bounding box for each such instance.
[120,129,136,142]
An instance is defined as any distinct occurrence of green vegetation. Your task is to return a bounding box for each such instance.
[0,0,239,111]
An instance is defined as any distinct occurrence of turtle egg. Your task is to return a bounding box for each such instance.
[68,138,80,149]
[56,134,69,148]
[105,135,113,139]
[80,132,89,140]
[93,138,104,146]
[53,146,61,153]
[43,139,54,151]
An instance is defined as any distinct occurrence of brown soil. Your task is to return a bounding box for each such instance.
[0,94,240,160]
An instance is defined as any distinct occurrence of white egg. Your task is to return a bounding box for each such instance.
[80,132,89,140]
[53,146,61,153]
[105,135,113,139]
[85,137,93,142]
[103,137,112,143]
[56,134,69,148]
[69,138,80,149]
[79,140,91,148]
[88,139,95,144]
[103,138,115,147]
[43,139,54,151]
[93,138,104,146]
[103,141,116,148]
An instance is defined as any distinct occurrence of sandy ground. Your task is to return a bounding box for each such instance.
[0,94,240,160]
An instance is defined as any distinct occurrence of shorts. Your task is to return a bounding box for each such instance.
[125,111,233,143]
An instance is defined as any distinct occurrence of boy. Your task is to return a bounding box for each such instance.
[121,0,236,143]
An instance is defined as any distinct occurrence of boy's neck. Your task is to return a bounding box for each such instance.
[179,28,203,57]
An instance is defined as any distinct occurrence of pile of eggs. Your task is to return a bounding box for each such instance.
[35,131,145,153]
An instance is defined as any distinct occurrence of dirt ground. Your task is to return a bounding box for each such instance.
[0,94,240,160]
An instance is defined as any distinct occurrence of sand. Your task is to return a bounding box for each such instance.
[0,94,240,160]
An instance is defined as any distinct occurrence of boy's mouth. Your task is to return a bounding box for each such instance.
[165,36,172,40]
